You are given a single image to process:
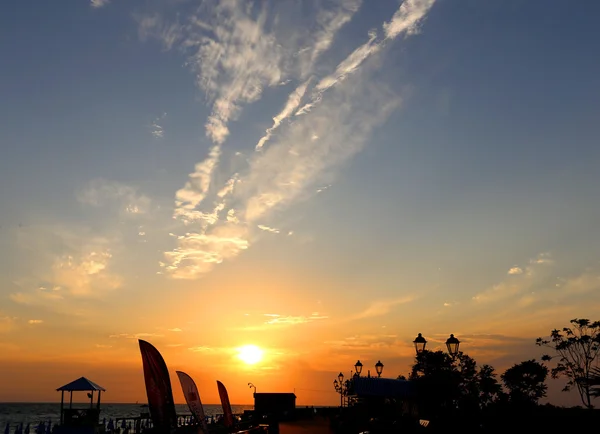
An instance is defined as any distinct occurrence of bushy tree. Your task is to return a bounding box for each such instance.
[501,360,548,405]
[478,364,503,407]
[408,350,501,418]
[536,318,600,409]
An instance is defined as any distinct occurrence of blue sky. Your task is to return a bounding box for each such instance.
[1,0,600,405]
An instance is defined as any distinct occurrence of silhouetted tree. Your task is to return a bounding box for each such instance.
[501,360,548,405]
[580,366,600,398]
[408,350,501,421]
[409,350,460,419]
[478,364,502,408]
[536,318,600,409]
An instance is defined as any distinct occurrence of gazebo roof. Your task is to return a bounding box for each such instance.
[57,377,106,392]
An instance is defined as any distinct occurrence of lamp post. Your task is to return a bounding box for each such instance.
[248,383,257,397]
[412,333,461,356]
[354,360,363,376]
[413,333,427,354]
[333,372,345,407]
[445,334,460,358]
[375,360,384,378]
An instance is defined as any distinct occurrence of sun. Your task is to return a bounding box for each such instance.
[236,345,264,365]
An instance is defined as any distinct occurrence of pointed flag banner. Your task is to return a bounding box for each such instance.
[176,371,209,434]
[138,340,178,432]
[216,381,235,428]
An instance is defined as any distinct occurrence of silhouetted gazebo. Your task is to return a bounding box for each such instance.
[56,377,105,428]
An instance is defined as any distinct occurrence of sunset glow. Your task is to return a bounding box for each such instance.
[236,345,264,365]
[1,0,599,410]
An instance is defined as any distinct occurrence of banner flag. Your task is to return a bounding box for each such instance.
[176,371,209,434]
[138,340,178,432]
[216,380,235,428]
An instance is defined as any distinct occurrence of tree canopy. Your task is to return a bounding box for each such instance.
[536,318,600,409]
[501,359,548,405]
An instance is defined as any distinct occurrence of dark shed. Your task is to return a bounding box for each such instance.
[254,393,296,417]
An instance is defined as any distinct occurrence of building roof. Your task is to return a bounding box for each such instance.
[352,377,414,398]
[254,393,296,398]
[56,377,106,392]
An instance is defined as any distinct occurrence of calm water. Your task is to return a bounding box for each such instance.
[0,403,253,429]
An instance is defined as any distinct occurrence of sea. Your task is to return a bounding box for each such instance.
[0,403,254,430]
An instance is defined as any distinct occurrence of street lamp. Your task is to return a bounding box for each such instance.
[413,333,427,354]
[333,373,346,407]
[354,360,363,376]
[446,334,460,357]
[248,383,257,395]
[375,360,384,378]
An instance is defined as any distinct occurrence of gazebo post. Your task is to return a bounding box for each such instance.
[57,377,106,427]
[60,391,64,425]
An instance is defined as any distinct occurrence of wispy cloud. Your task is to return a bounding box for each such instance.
[161,225,249,278]
[473,252,555,303]
[109,333,164,339]
[10,288,63,305]
[90,0,110,8]
[530,252,553,266]
[264,313,328,326]
[296,0,362,78]
[257,225,280,234]
[150,112,166,138]
[297,30,380,115]
[12,227,121,302]
[188,1,284,145]
[50,250,120,296]
[353,296,416,319]
[188,346,212,352]
[168,327,183,332]
[27,319,43,325]
[155,0,438,279]
[326,333,404,352]
[383,0,437,39]
[174,145,221,223]
[95,344,112,348]
[255,80,310,150]
[78,179,151,215]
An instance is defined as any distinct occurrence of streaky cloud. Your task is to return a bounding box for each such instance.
[161,0,438,279]
[174,145,221,223]
[383,0,437,39]
[297,0,438,116]
[255,80,310,150]
[257,225,280,234]
[297,0,363,78]
[353,296,416,319]
[90,0,110,8]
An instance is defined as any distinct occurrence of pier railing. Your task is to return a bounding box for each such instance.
[3,414,244,434]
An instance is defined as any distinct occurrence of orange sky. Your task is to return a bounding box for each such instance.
[1,281,596,408]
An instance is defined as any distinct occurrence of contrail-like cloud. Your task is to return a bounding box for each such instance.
[152,0,439,278]
[255,80,310,150]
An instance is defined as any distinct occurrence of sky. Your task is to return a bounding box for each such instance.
[1,0,600,407]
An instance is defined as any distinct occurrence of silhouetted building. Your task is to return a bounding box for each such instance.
[253,393,296,418]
